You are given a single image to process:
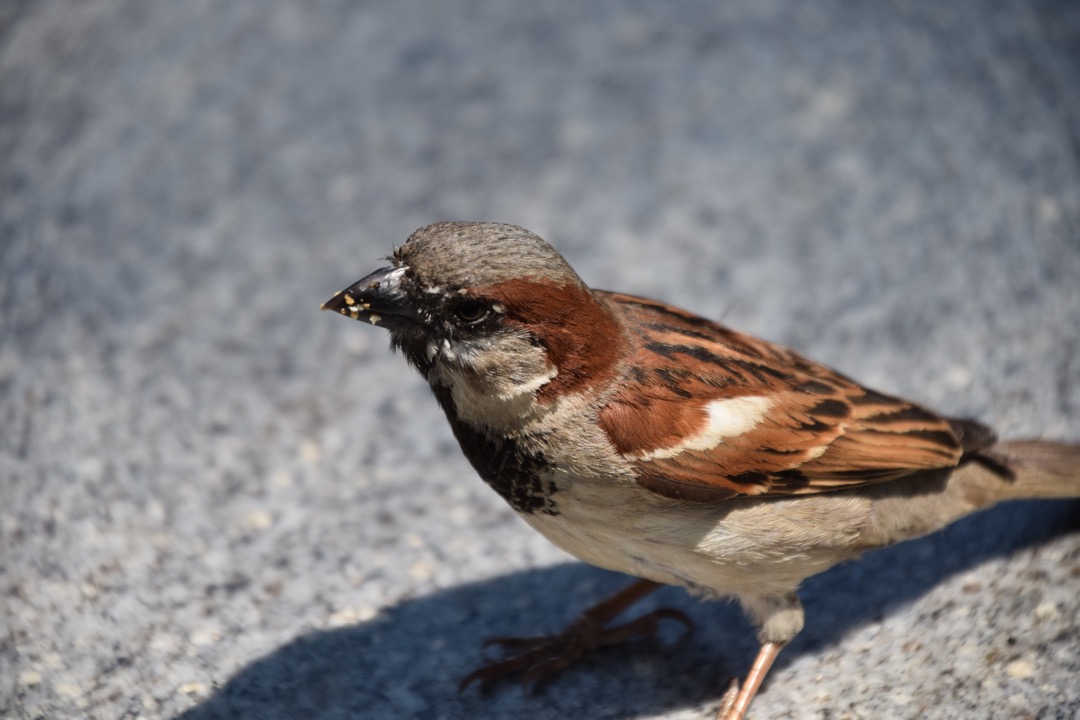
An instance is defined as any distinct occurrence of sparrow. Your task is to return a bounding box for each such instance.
[322,221,1080,720]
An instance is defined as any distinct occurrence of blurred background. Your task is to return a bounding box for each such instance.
[2,2,1079,718]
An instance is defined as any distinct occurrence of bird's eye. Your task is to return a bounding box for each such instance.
[452,298,490,324]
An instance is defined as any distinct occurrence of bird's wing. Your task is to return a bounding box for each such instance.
[595,291,989,502]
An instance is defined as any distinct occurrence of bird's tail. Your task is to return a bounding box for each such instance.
[857,439,1080,549]
[971,440,1080,502]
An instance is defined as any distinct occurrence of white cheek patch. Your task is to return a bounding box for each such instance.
[496,363,558,400]
[637,395,773,460]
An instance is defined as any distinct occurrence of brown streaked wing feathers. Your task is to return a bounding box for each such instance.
[596,291,992,501]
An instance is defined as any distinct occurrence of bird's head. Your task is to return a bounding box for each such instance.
[323,222,625,424]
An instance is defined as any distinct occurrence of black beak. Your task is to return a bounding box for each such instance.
[321,265,420,332]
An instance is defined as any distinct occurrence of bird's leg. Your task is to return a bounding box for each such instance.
[715,641,785,720]
[459,578,693,694]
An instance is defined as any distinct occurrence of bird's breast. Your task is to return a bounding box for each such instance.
[453,422,562,516]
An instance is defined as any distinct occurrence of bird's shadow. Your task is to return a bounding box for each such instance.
[177,500,1077,720]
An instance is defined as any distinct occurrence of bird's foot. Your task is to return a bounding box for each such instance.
[714,640,786,720]
[459,607,693,694]
[716,678,741,719]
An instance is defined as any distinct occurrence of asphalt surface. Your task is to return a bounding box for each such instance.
[3,2,1080,719]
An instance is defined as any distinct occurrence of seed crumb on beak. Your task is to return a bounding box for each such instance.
[369,314,382,325]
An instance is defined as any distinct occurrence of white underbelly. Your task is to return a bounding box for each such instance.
[518,481,868,599]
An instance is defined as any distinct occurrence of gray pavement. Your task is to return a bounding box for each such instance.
[2,1,1079,718]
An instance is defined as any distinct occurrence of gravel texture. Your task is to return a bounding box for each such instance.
[3,1,1079,719]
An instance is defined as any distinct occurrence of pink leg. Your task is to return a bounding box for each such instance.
[716,641,785,720]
